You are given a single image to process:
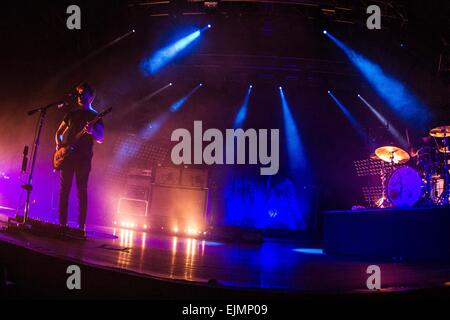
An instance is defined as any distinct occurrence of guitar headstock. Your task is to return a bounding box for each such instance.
[89,107,112,126]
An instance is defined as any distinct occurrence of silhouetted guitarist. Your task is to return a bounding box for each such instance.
[55,83,104,236]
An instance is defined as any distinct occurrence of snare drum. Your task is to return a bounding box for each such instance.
[387,166,425,207]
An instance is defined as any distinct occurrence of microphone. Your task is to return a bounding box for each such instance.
[56,101,69,109]
[26,101,68,116]
[67,92,81,99]
[26,100,69,116]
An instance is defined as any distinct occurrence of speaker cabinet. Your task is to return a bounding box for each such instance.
[116,168,151,225]
[117,197,148,217]
[149,184,208,232]
[154,166,181,186]
[180,168,208,189]
[124,168,152,200]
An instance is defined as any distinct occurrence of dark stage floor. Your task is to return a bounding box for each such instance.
[1,213,450,297]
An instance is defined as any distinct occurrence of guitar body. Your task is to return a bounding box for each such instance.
[53,107,112,170]
[53,145,73,170]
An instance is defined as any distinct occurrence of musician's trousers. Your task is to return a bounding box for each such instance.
[58,156,92,229]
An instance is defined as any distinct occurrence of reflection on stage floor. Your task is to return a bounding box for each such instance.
[1,212,449,295]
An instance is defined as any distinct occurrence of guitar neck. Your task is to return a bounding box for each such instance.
[73,130,86,142]
[72,117,100,144]
[66,107,111,145]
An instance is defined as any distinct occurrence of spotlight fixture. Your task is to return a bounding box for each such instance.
[279,86,282,90]
[199,83,203,86]
[249,85,253,89]
[327,90,331,94]
[323,30,327,35]
[169,83,173,86]
[207,24,212,28]
[204,2,218,10]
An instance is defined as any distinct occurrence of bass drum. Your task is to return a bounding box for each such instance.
[387,166,424,207]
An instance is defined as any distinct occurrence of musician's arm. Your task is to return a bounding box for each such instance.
[55,121,68,147]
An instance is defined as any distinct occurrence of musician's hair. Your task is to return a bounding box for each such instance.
[76,82,96,98]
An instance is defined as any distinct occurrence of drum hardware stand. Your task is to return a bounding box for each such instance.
[423,173,438,206]
[421,162,437,207]
[432,176,441,203]
[438,134,450,205]
[376,161,392,208]
[8,101,67,228]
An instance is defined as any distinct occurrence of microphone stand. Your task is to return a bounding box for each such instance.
[15,101,66,225]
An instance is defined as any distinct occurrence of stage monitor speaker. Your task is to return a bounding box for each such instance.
[149,184,208,231]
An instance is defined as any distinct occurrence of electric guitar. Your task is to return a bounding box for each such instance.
[52,107,112,170]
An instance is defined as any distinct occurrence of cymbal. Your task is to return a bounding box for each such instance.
[439,146,450,154]
[429,126,450,138]
[375,146,410,164]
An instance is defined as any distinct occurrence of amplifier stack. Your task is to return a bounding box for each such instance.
[116,165,209,235]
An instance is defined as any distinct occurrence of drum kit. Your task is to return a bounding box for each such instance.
[374,125,450,208]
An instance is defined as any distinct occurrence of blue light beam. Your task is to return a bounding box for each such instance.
[113,82,173,166]
[123,82,173,116]
[279,87,307,173]
[233,85,253,128]
[141,25,210,75]
[170,83,203,112]
[141,84,203,140]
[357,94,408,148]
[325,32,431,130]
[139,113,170,140]
[328,91,368,141]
